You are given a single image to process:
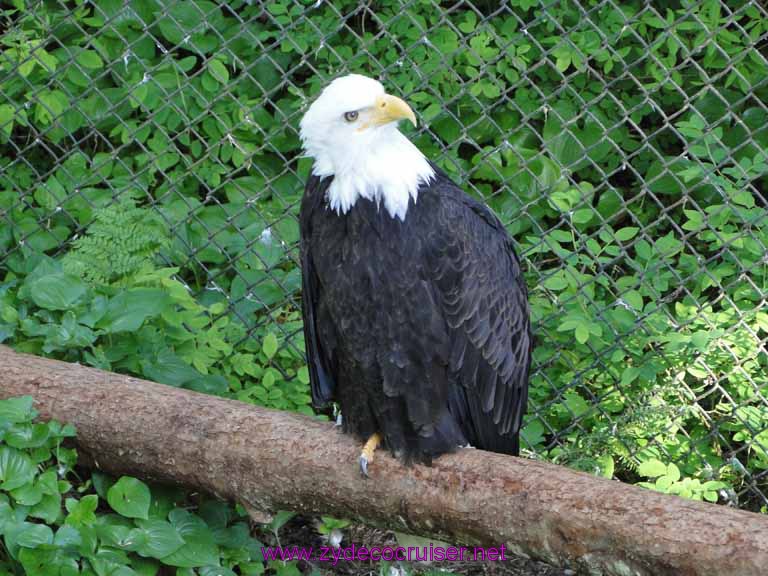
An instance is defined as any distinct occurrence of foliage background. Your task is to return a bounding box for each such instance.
[0,0,767,572]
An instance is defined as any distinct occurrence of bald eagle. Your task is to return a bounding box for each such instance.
[299,74,531,475]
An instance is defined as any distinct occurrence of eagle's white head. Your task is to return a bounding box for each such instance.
[299,74,435,221]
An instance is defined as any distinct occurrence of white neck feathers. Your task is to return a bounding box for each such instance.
[308,127,435,221]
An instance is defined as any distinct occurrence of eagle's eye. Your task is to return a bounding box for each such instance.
[343,111,359,123]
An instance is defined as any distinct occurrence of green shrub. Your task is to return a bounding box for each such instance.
[0,396,266,575]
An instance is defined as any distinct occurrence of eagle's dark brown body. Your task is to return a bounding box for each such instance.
[300,164,531,463]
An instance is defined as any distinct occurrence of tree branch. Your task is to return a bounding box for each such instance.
[1,346,766,575]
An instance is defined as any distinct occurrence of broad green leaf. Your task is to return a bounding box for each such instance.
[214,521,252,548]
[65,494,99,526]
[0,103,14,137]
[637,459,667,478]
[10,480,43,506]
[132,556,161,576]
[208,59,229,83]
[0,446,36,491]
[146,484,184,520]
[14,522,54,547]
[54,525,82,548]
[156,0,222,46]
[597,455,615,479]
[98,289,170,333]
[0,397,35,424]
[5,423,50,449]
[571,208,593,224]
[35,90,68,124]
[128,519,185,558]
[29,493,62,524]
[655,474,673,491]
[94,514,134,547]
[199,567,237,576]
[76,50,103,69]
[614,227,639,242]
[140,350,202,387]
[29,274,87,310]
[87,548,138,576]
[262,333,278,359]
[520,419,545,448]
[36,469,59,495]
[622,290,644,312]
[108,477,151,519]
[268,510,295,534]
[162,509,219,567]
[0,495,19,537]
[19,546,80,576]
[198,499,231,529]
[92,472,115,499]
[543,272,568,291]
[666,463,681,483]
[562,391,590,417]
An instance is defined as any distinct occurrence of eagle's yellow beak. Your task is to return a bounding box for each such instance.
[369,94,417,127]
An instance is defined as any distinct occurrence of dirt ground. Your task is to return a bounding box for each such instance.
[275,515,571,576]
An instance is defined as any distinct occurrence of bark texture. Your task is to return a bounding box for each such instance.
[1,346,767,576]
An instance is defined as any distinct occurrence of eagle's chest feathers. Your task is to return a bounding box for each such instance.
[311,193,426,299]
[311,197,427,355]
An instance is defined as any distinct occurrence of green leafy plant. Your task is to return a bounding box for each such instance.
[62,197,170,285]
[316,516,351,537]
[636,459,727,502]
[0,395,268,575]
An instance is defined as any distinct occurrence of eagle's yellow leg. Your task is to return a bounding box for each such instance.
[359,432,382,477]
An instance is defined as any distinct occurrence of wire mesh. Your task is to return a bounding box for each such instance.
[1,0,767,513]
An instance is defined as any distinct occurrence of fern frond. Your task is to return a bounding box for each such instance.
[63,197,169,285]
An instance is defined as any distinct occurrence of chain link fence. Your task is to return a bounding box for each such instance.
[1,0,767,516]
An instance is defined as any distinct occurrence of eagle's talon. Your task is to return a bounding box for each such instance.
[358,432,382,478]
[359,453,370,477]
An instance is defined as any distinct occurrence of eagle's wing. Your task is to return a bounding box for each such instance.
[428,176,531,454]
[300,174,336,408]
